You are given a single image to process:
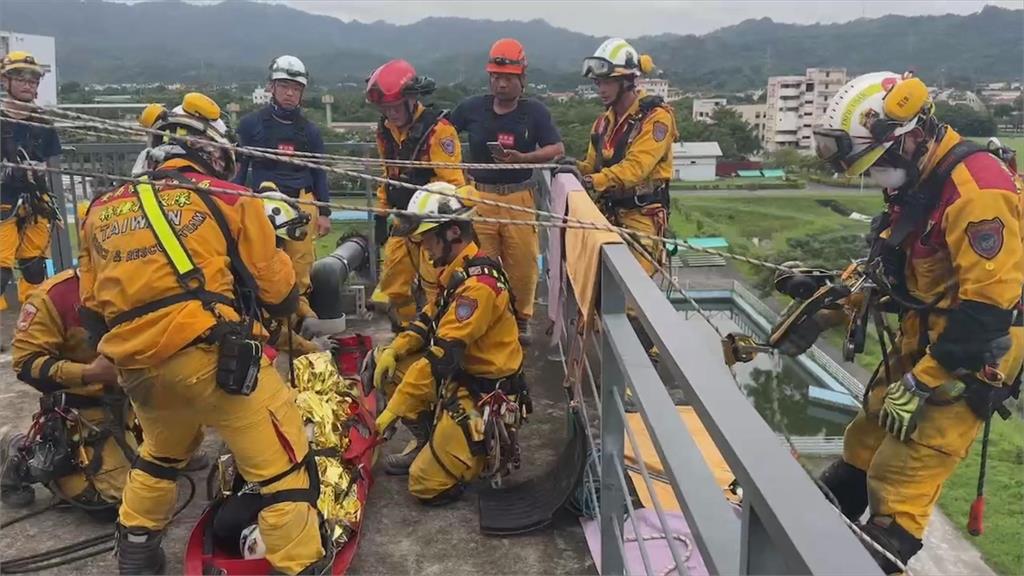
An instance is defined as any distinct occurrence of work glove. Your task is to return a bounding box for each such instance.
[553,156,583,182]
[310,335,338,354]
[879,373,931,441]
[373,347,398,391]
[375,408,399,438]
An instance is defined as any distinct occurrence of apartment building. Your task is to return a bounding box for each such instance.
[763,68,847,152]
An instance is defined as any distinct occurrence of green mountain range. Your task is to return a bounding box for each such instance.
[3,0,1022,90]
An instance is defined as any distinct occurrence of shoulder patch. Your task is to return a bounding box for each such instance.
[965,217,1005,260]
[16,303,38,332]
[454,295,478,322]
[440,136,456,157]
[652,121,669,143]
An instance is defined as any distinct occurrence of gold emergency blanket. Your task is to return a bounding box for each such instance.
[292,352,364,544]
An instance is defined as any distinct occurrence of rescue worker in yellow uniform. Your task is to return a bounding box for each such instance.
[373,184,527,502]
[0,51,63,309]
[2,267,208,516]
[366,59,466,330]
[79,94,327,575]
[568,38,677,277]
[774,72,1024,573]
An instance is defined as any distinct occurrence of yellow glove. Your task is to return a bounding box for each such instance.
[376,408,399,437]
[373,347,398,390]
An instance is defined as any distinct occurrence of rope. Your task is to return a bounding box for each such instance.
[2,105,802,274]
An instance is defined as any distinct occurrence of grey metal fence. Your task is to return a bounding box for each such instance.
[553,196,881,574]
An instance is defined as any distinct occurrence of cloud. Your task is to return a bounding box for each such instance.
[276,0,1020,37]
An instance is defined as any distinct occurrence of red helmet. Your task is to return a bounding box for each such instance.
[486,38,527,75]
[365,59,436,105]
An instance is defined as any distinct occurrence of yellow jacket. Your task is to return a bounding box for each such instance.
[385,242,523,419]
[79,159,297,368]
[578,92,678,195]
[375,103,466,209]
[12,269,99,393]
[893,128,1024,386]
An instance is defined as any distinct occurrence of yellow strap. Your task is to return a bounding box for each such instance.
[136,177,195,276]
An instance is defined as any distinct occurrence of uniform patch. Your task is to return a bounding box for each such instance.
[497,132,516,148]
[454,295,478,322]
[16,303,38,331]
[440,137,456,157]
[277,142,295,154]
[965,217,1005,260]
[652,121,668,142]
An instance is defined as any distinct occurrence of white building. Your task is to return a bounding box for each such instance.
[731,103,768,141]
[638,77,670,100]
[932,89,988,112]
[252,87,272,105]
[672,141,723,181]
[763,67,847,152]
[575,84,597,99]
[693,98,727,122]
[0,31,57,106]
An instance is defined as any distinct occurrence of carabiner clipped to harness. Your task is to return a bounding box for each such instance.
[722,333,773,366]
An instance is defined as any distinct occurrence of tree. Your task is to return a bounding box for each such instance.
[934,102,997,136]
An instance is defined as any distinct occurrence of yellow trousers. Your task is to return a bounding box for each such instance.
[118,345,323,574]
[56,405,133,506]
[606,204,667,277]
[842,324,1024,538]
[281,190,319,320]
[474,188,539,320]
[408,381,485,502]
[378,234,439,324]
[0,214,51,308]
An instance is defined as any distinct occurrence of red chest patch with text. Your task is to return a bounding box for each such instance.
[496,133,516,148]
[277,142,295,154]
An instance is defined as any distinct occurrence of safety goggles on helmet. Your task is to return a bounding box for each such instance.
[581,57,615,79]
[489,57,524,68]
[812,127,885,177]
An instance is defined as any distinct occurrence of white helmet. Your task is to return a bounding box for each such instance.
[258,182,310,240]
[239,524,266,560]
[582,38,653,79]
[813,71,933,177]
[401,182,476,238]
[269,55,308,86]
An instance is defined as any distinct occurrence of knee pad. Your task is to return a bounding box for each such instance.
[818,458,868,521]
[860,517,923,575]
[16,257,46,285]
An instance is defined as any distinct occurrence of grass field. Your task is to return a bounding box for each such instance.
[970,135,1024,159]
[674,193,1023,574]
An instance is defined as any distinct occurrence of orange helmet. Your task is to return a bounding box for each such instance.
[486,38,527,75]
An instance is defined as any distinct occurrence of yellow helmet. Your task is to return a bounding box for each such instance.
[1,50,45,78]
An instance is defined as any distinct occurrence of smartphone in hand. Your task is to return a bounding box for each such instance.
[487,141,507,159]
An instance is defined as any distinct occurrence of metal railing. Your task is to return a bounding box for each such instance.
[552,184,880,574]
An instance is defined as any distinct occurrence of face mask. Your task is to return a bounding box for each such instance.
[866,166,908,190]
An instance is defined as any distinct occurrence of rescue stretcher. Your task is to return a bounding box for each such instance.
[183,335,377,576]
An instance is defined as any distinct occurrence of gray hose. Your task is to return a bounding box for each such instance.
[309,234,369,320]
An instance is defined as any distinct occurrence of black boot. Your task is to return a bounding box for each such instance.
[818,458,867,521]
[859,516,923,575]
[115,523,166,575]
[1,430,35,508]
[383,416,430,476]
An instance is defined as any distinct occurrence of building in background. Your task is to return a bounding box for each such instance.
[638,77,670,100]
[693,98,727,122]
[730,103,768,142]
[931,88,988,112]
[672,141,722,181]
[252,86,272,105]
[763,67,846,152]
[0,31,57,105]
